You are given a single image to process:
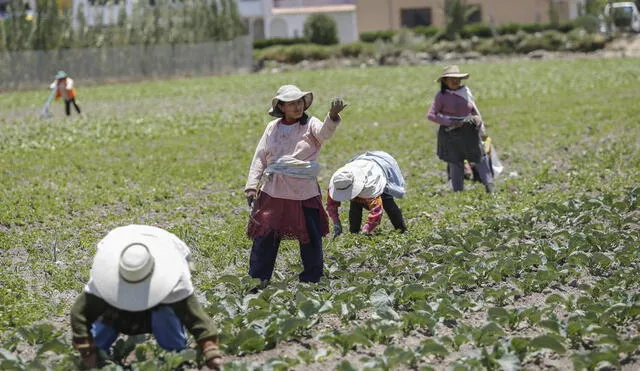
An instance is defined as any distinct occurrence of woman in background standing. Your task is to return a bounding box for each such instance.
[427,65,494,193]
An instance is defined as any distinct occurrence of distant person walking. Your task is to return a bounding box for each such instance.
[427,65,494,193]
[327,151,407,236]
[245,85,347,285]
[49,70,82,116]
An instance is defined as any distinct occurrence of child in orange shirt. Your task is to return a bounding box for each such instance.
[49,71,81,116]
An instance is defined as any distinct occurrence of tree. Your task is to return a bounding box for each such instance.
[0,0,246,51]
[303,13,338,45]
[2,0,35,51]
[32,0,64,50]
[442,0,479,40]
[585,0,609,15]
[548,0,560,25]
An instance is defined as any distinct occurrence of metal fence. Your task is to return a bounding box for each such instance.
[0,36,253,90]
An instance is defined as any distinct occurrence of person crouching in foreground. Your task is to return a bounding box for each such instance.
[70,225,222,370]
[327,150,407,237]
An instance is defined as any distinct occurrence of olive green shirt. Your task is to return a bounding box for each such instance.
[70,292,217,345]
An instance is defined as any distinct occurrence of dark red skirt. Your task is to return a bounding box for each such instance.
[247,193,329,244]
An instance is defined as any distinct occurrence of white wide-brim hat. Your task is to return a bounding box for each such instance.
[436,65,470,82]
[269,84,313,118]
[90,226,186,311]
[329,164,367,202]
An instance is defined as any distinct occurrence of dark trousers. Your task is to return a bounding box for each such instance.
[249,207,324,283]
[449,157,492,192]
[348,193,407,233]
[65,98,81,116]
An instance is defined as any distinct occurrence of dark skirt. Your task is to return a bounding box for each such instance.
[437,125,485,164]
[247,192,329,244]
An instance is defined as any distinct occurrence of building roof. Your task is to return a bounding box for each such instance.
[272,4,355,15]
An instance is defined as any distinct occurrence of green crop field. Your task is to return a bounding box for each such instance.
[1,58,639,370]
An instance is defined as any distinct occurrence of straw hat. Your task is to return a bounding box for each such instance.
[269,85,313,118]
[55,70,68,80]
[436,65,469,82]
[89,225,187,311]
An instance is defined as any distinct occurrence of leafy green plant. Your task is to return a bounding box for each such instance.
[320,329,373,356]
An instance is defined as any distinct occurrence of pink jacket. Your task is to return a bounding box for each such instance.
[245,114,340,200]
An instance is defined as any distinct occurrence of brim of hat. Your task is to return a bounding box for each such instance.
[328,166,366,202]
[90,228,186,311]
[436,73,469,82]
[269,92,313,118]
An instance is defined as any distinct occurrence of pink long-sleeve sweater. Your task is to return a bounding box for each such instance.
[245,114,340,200]
[427,90,480,126]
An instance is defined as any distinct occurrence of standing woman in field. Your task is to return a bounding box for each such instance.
[427,65,494,193]
[245,85,347,284]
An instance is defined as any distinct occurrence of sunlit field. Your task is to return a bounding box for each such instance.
[1,58,639,370]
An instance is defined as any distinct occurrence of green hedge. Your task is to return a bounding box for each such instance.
[359,30,396,43]
[496,21,576,35]
[496,23,521,35]
[255,30,609,64]
[253,37,309,49]
[411,25,440,38]
[254,43,336,63]
[359,21,582,43]
[338,41,376,58]
[360,26,439,42]
[460,23,493,38]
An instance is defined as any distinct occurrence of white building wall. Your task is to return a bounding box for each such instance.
[266,11,357,43]
[332,11,357,43]
[570,0,586,19]
[270,17,289,37]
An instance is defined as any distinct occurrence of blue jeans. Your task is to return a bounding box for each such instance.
[91,306,187,352]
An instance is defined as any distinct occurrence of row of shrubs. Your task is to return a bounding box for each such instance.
[254,29,609,64]
[254,16,601,50]
[359,15,600,43]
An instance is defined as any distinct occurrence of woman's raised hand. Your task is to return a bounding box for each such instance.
[329,97,347,120]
